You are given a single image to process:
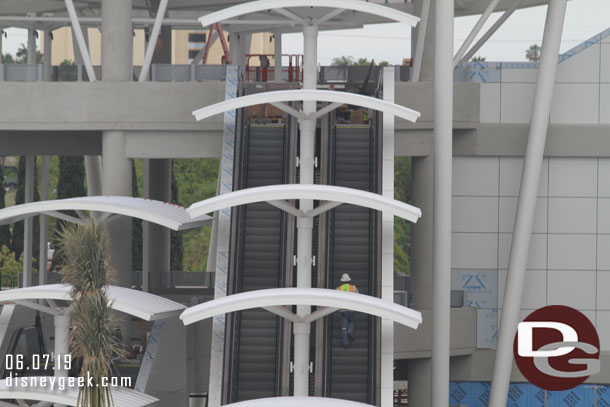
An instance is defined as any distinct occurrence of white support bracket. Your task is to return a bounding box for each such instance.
[271,102,307,120]
[314,9,345,26]
[12,300,65,317]
[267,200,305,218]
[263,305,339,324]
[311,102,343,120]
[274,8,310,26]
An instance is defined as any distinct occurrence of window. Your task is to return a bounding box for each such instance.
[189,33,206,43]
[188,49,201,59]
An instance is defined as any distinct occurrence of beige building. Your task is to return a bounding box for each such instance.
[43,27,274,67]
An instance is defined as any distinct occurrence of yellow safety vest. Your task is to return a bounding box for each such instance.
[337,283,357,293]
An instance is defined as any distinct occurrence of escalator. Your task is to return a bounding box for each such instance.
[322,123,381,404]
[224,122,295,403]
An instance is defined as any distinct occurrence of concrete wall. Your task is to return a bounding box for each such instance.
[452,156,610,352]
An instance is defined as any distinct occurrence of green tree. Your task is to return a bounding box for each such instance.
[471,56,486,62]
[11,157,40,268]
[13,44,43,64]
[173,158,219,271]
[526,44,541,62]
[170,160,184,271]
[0,164,11,249]
[59,221,125,407]
[331,55,355,66]
[50,156,86,271]
[132,160,143,272]
[0,245,22,288]
[394,157,412,275]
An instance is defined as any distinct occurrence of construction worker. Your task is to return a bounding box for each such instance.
[336,273,359,348]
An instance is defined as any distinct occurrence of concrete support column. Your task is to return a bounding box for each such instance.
[408,155,434,407]
[274,31,283,82]
[102,132,132,288]
[101,0,133,293]
[43,30,52,82]
[54,314,70,378]
[489,1,568,406]
[22,156,35,288]
[102,0,133,81]
[85,156,102,196]
[407,358,432,407]
[143,159,171,291]
[0,28,3,63]
[27,28,36,64]
[54,314,70,407]
[39,157,49,285]
[432,1,454,407]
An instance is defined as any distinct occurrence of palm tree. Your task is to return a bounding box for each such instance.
[331,55,355,66]
[526,44,541,62]
[58,221,124,407]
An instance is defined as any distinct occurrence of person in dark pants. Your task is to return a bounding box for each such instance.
[336,273,359,348]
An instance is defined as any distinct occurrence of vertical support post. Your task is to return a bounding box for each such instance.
[412,0,430,82]
[380,66,396,407]
[293,24,318,397]
[432,1,453,407]
[43,30,52,82]
[143,159,171,291]
[27,28,36,64]
[274,31,283,82]
[22,156,35,288]
[54,314,70,378]
[39,156,50,286]
[489,2,568,406]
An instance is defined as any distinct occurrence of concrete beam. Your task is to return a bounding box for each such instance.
[0,82,226,131]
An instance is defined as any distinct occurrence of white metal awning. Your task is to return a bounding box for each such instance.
[180,288,422,329]
[0,284,186,321]
[192,90,421,123]
[197,0,420,27]
[224,396,374,407]
[0,377,158,406]
[0,196,212,231]
[187,184,422,223]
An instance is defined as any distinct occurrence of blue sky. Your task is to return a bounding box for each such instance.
[2,0,608,64]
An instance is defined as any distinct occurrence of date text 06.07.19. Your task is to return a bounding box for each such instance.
[5,354,72,371]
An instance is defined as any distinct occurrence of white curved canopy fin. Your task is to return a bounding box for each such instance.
[0,284,186,321]
[192,90,421,123]
[180,288,422,329]
[0,378,159,406]
[0,196,212,231]
[187,184,422,224]
[198,0,420,28]
[224,396,375,407]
